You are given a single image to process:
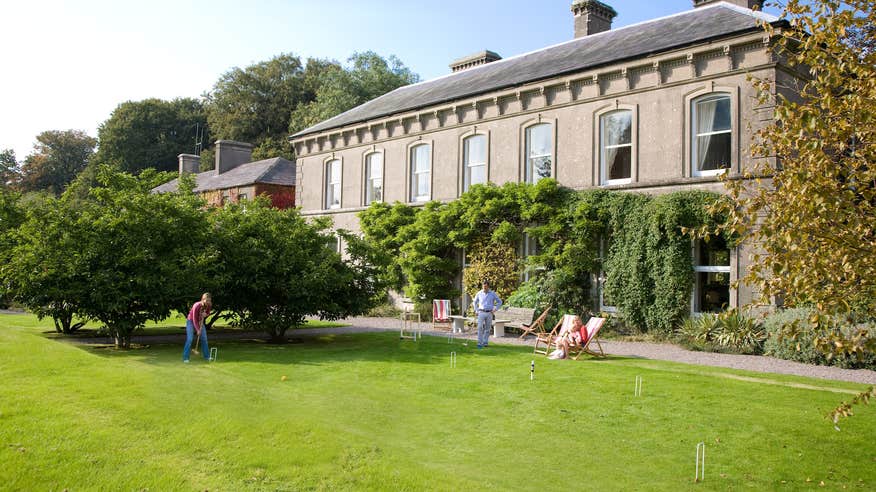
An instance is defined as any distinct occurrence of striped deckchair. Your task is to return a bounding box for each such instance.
[432,299,452,331]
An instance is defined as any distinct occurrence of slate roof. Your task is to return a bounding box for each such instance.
[292,2,782,139]
[152,157,296,194]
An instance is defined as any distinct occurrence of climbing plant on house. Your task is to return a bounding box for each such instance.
[361,180,727,330]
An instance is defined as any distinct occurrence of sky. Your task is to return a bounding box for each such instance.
[0,0,783,161]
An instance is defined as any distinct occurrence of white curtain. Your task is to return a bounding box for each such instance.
[696,99,718,171]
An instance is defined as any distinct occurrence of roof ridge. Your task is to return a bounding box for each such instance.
[253,158,279,183]
[291,3,781,139]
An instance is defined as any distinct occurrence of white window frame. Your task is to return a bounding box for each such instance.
[521,232,544,282]
[691,93,733,177]
[598,237,617,313]
[462,133,488,192]
[409,143,432,202]
[324,158,342,210]
[364,152,383,206]
[599,110,633,185]
[524,123,554,184]
[691,239,732,314]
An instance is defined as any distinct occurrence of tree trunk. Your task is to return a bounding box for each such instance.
[114,334,131,349]
[267,326,287,344]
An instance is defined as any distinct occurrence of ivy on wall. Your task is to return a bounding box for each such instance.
[603,190,730,332]
[359,180,727,330]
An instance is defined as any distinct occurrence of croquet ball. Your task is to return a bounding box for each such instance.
[281,375,287,381]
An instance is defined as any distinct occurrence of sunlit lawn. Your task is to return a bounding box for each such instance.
[1,313,873,490]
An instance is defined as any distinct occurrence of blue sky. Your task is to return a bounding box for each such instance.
[0,1,782,160]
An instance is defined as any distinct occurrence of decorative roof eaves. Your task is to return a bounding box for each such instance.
[291,30,776,156]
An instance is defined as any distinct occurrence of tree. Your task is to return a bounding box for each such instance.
[205,52,418,160]
[358,201,419,292]
[712,0,875,420]
[92,98,209,174]
[0,187,23,308]
[17,130,96,194]
[204,53,313,160]
[718,0,875,319]
[289,52,420,134]
[1,194,92,332]
[208,200,379,342]
[1,149,19,188]
[73,168,206,347]
[461,239,520,305]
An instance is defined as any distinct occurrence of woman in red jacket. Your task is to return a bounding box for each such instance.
[182,293,212,363]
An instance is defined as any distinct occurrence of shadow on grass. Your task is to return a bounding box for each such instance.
[71,331,558,368]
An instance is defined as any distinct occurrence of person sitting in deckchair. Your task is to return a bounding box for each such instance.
[548,316,583,360]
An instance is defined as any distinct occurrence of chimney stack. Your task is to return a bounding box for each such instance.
[572,0,617,38]
[450,50,502,73]
[693,0,763,9]
[178,153,200,176]
[214,140,253,175]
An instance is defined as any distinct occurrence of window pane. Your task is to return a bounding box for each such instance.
[530,156,552,181]
[696,271,730,312]
[697,132,731,171]
[469,164,486,186]
[326,159,341,208]
[412,145,430,172]
[368,154,382,178]
[697,96,731,133]
[329,184,340,207]
[601,111,632,183]
[371,179,382,203]
[608,147,631,180]
[697,236,730,266]
[410,145,431,200]
[417,174,429,197]
[603,111,632,146]
[465,135,486,164]
[527,124,552,157]
[526,124,552,183]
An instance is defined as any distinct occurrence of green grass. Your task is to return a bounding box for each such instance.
[1,314,874,490]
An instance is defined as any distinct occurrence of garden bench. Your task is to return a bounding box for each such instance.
[493,306,536,338]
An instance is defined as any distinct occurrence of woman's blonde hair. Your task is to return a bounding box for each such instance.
[201,292,212,304]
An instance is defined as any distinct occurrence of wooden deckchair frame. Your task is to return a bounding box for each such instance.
[533,314,576,356]
[518,305,552,339]
[566,317,607,360]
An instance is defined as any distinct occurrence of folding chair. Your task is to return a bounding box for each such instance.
[432,299,452,331]
[518,305,552,339]
[566,317,607,360]
[533,314,578,356]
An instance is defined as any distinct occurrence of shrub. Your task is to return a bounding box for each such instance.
[505,281,544,309]
[762,308,876,370]
[675,310,764,354]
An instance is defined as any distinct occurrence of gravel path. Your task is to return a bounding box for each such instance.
[48,315,876,386]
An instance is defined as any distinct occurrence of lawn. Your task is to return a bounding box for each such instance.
[0,314,873,490]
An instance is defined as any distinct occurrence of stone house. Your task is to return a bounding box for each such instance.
[289,0,796,313]
[154,140,296,209]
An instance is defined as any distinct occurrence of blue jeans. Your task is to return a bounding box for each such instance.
[477,311,493,346]
[183,319,210,361]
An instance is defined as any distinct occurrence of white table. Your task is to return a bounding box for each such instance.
[449,315,510,337]
[448,315,472,333]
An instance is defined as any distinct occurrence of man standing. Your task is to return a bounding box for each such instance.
[473,280,502,349]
